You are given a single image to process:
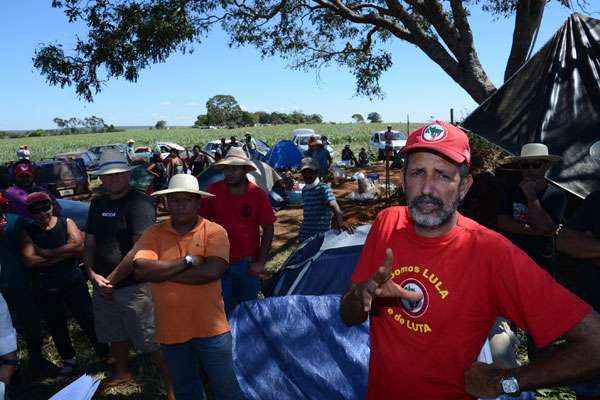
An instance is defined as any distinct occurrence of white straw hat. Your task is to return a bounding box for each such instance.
[90,149,133,176]
[152,174,214,198]
[503,143,561,164]
[213,147,256,171]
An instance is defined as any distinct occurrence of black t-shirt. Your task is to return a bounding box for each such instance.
[24,217,81,290]
[86,190,155,287]
[498,184,566,261]
[565,190,600,311]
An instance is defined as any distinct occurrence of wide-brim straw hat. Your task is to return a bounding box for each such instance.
[152,174,214,197]
[90,149,134,176]
[502,143,562,167]
[213,147,256,171]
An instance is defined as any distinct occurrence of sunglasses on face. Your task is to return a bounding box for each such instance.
[27,203,52,215]
[519,161,546,170]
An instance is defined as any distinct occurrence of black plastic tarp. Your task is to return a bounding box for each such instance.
[462,13,600,199]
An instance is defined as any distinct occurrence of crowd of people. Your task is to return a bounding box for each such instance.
[0,122,598,400]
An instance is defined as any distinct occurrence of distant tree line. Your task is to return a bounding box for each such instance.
[53,116,122,134]
[193,95,322,128]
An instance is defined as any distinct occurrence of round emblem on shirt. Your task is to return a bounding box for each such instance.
[399,278,429,318]
[422,124,446,142]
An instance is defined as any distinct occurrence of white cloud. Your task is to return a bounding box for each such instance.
[160,101,172,106]
[184,101,201,107]
[175,115,193,121]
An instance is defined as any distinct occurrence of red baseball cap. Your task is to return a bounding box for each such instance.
[14,162,34,177]
[25,192,52,207]
[401,120,471,166]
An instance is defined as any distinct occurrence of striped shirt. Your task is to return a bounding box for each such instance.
[299,182,335,242]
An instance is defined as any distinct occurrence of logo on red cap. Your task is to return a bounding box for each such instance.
[422,124,446,142]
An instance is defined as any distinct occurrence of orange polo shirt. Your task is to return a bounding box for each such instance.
[134,217,230,345]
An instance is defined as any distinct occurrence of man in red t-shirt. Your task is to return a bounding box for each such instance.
[340,120,600,400]
[199,148,276,316]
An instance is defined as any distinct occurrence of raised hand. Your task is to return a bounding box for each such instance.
[356,248,423,313]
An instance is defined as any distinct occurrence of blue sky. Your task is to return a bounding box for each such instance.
[0,1,579,130]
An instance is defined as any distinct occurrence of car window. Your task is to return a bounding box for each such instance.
[372,134,379,143]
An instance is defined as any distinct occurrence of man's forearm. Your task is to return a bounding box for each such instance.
[340,285,368,326]
[258,225,274,262]
[134,258,188,282]
[516,312,600,391]
[558,229,600,259]
[169,259,228,285]
[525,198,557,234]
[108,248,136,285]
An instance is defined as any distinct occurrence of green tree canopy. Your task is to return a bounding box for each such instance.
[367,112,382,123]
[352,114,365,123]
[33,0,582,104]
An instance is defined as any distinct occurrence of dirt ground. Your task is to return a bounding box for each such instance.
[268,164,405,269]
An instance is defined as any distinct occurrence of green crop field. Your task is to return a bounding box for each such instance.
[0,123,423,162]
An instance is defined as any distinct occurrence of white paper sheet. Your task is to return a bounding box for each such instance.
[49,374,101,400]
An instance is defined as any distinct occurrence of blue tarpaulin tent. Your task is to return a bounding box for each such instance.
[266,140,303,170]
[232,295,369,400]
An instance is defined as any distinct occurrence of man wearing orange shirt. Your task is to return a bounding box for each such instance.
[133,174,244,400]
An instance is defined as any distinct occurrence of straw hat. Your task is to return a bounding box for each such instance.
[213,147,256,171]
[152,174,214,198]
[503,143,561,165]
[90,149,133,176]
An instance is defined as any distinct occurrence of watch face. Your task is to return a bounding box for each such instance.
[501,378,519,394]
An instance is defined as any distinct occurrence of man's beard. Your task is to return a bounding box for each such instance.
[408,193,460,229]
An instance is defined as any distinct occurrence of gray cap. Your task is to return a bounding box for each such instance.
[300,157,320,171]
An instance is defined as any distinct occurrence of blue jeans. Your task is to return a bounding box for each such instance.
[221,260,261,317]
[161,332,244,400]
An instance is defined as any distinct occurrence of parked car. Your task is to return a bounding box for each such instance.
[291,129,334,155]
[34,159,90,198]
[369,130,407,160]
[54,150,96,170]
[203,140,234,159]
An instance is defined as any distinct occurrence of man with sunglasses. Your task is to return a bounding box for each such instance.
[20,192,108,375]
[497,143,566,275]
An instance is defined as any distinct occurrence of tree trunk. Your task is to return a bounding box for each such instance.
[504,0,547,82]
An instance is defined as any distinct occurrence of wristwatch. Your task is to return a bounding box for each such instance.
[184,255,196,269]
[500,376,520,395]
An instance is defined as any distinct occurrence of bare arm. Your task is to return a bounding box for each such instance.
[329,200,354,233]
[107,234,141,286]
[557,228,600,259]
[134,257,188,283]
[466,312,600,397]
[49,219,84,258]
[340,283,369,326]
[83,234,97,279]
[525,197,557,235]
[497,215,551,236]
[169,257,229,285]
[258,224,274,263]
[20,231,64,268]
[517,312,600,390]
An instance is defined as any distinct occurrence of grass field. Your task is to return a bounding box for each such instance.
[0,123,422,162]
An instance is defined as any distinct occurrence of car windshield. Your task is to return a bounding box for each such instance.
[205,143,218,151]
[36,163,84,183]
[379,132,406,140]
